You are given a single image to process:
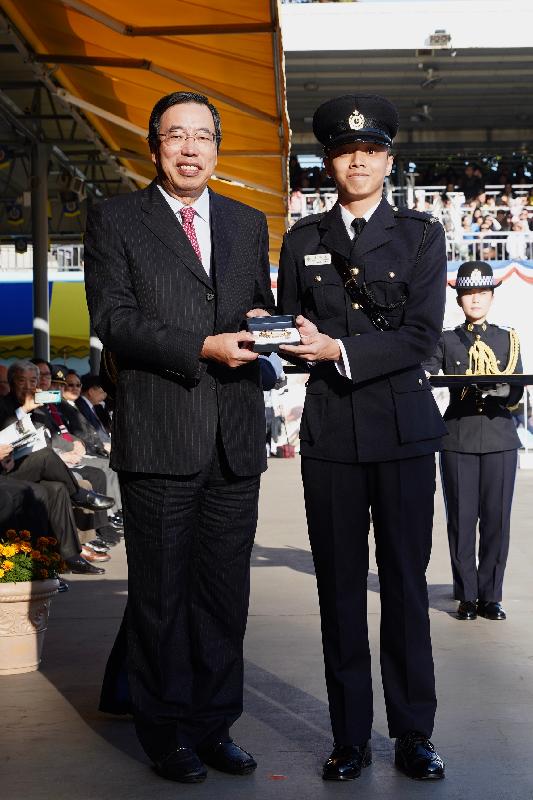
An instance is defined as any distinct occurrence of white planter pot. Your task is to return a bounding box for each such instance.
[0,579,59,675]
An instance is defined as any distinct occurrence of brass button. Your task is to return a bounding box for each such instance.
[388,271,396,278]
[206,292,215,301]
[352,302,360,310]
[315,275,322,282]
[350,267,360,276]
[497,359,501,365]
[456,360,461,365]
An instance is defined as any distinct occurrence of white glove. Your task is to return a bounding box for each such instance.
[482,383,511,399]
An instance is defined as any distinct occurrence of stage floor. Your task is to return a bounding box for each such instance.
[3,457,533,800]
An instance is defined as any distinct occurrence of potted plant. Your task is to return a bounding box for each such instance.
[0,530,63,675]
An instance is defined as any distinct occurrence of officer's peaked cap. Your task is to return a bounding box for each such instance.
[50,364,68,383]
[313,94,399,151]
[452,260,502,291]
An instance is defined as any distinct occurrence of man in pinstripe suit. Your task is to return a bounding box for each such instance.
[84,91,275,784]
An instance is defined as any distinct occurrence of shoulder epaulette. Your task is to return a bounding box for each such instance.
[393,207,440,226]
[287,213,323,233]
[498,325,514,332]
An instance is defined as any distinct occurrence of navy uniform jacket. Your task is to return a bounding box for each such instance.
[277,198,448,463]
[423,322,523,453]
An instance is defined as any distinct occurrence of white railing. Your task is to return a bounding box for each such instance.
[0,244,84,272]
[446,234,533,262]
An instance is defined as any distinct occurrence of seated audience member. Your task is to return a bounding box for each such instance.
[57,368,122,532]
[77,375,112,446]
[0,442,105,575]
[0,361,116,564]
[55,368,109,456]
[31,361,122,538]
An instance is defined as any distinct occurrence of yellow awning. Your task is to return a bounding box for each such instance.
[2,0,289,262]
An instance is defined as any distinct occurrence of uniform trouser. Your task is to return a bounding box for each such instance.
[118,437,260,763]
[301,454,437,745]
[440,450,517,603]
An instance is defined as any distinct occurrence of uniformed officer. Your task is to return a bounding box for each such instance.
[277,94,447,781]
[424,261,523,622]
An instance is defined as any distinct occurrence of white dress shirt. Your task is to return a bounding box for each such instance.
[157,183,211,276]
[335,201,381,380]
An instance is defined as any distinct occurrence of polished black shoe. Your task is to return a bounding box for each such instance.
[322,743,372,781]
[457,600,477,620]
[198,741,257,775]
[154,747,207,784]
[57,578,70,593]
[72,489,115,511]
[65,555,105,575]
[477,601,506,620]
[395,732,445,780]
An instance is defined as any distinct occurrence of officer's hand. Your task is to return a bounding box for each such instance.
[201,332,258,368]
[482,382,511,399]
[246,308,271,318]
[280,315,341,362]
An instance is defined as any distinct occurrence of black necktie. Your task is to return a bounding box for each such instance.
[351,217,366,238]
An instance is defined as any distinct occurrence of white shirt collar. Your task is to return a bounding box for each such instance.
[339,200,381,236]
[157,183,210,222]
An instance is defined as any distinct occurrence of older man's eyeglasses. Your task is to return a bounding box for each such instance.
[158,128,216,148]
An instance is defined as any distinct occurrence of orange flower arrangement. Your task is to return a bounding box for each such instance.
[0,530,64,583]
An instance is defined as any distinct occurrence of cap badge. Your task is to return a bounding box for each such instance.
[348,108,365,131]
[470,268,482,283]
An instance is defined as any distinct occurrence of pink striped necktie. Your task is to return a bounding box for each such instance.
[179,206,202,262]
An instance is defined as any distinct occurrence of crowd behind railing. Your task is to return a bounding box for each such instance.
[290,159,533,262]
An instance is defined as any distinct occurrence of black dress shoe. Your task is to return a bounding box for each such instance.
[72,489,115,511]
[57,578,69,593]
[198,741,257,775]
[457,600,477,620]
[154,748,207,784]
[322,743,372,781]
[477,601,506,620]
[395,732,445,780]
[65,555,105,575]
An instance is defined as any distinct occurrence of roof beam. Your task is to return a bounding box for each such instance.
[33,56,278,123]
[55,88,148,136]
[34,54,151,68]
[124,23,275,37]
[56,1,274,36]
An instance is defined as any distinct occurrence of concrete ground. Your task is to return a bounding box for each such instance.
[2,457,533,800]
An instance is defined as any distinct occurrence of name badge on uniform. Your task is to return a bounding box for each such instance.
[304,253,332,266]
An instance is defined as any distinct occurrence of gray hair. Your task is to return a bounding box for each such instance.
[7,360,40,386]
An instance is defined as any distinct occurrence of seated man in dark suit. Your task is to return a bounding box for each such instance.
[0,361,115,515]
[28,360,121,543]
[76,375,112,447]
[0,442,104,575]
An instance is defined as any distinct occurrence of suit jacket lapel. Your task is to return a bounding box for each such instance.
[209,190,233,285]
[140,180,213,289]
